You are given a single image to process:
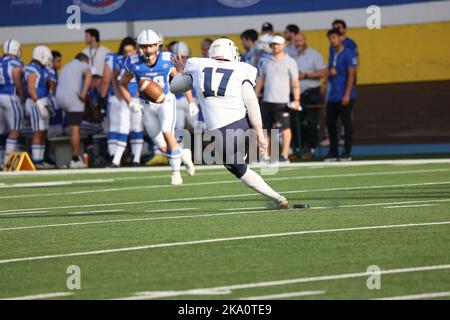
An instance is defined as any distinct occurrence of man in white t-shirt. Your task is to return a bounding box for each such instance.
[56,53,92,169]
[82,28,110,76]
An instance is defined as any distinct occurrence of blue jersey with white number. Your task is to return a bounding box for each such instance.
[0,56,24,95]
[24,61,50,99]
[125,51,174,99]
[117,55,139,98]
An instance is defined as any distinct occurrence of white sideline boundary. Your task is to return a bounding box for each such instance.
[115,264,450,300]
[0,221,449,265]
[0,180,449,216]
[2,168,449,200]
[1,198,450,232]
[2,292,74,300]
[1,159,449,176]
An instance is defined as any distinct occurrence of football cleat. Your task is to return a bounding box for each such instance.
[277,196,289,210]
[181,148,195,176]
[145,154,169,166]
[171,171,183,186]
[69,160,85,169]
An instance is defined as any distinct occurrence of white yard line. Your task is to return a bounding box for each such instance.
[1,198,450,233]
[1,159,449,176]
[0,181,450,216]
[68,209,124,215]
[0,211,49,217]
[2,292,74,300]
[239,290,326,300]
[143,208,198,213]
[0,221,449,265]
[2,168,449,200]
[310,198,450,210]
[115,264,450,300]
[373,291,450,300]
[0,179,114,189]
[384,204,437,209]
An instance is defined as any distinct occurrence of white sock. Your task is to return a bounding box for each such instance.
[167,148,182,172]
[131,141,143,164]
[108,140,117,157]
[6,138,18,156]
[112,143,126,166]
[39,145,45,162]
[240,168,282,201]
[32,145,41,163]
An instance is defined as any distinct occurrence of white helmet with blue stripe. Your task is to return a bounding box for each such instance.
[3,39,21,57]
[136,29,161,61]
[32,45,52,67]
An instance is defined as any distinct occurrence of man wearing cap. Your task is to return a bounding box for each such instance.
[255,35,301,163]
[261,22,274,36]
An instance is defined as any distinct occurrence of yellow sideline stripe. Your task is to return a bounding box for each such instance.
[18,21,450,85]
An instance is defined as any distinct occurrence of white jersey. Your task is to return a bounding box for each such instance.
[184,57,258,130]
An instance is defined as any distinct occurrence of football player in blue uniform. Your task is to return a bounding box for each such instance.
[0,39,25,165]
[24,45,54,168]
[120,29,195,185]
[111,37,145,167]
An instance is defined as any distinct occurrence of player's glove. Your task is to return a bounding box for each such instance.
[35,99,49,119]
[129,100,144,113]
[188,102,200,117]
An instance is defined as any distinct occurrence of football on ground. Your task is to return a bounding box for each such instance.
[139,78,165,103]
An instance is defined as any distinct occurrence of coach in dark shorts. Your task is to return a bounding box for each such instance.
[255,35,301,162]
[56,53,92,168]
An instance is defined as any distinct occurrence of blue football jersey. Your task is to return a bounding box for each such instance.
[105,53,120,96]
[48,67,58,84]
[24,61,50,99]
[0,56,24,95]
[124,51,174,99]
[117,55,139,98]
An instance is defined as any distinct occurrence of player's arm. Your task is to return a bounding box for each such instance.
[119,70,134,105]
[78,68,92,102]
[242,81,267,153]
[254,74,265,99]
[111,68,123,100]
[342,66,356,106]
[27,73,39,102]
[12,67,25,102]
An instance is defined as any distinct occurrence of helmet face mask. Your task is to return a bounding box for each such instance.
[136,29,161,62]
[208,38,240,62]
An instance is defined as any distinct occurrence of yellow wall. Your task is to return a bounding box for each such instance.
[19,21,450,85]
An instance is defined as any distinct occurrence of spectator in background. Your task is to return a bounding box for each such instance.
[56,53,92,169]
[200,38,213,58]
[331,19,359,65]
[284,24,300,57]
[293,33,326,159]
[240,29,259,67]
[255,35,301,163]
[261,22,274,36]
[82,28,110,76]
[324,29,357,162]
[48,51,63,139]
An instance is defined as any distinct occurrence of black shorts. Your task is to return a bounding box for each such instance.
[261,102,291,130]
[67,112,84,126]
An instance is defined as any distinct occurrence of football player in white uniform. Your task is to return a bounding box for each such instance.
[0,39,25,165]
[120,29,195,185]
[171,38,289,209]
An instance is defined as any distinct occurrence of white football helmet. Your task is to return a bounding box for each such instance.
[208,38,240,62]
[136,29,161,60]
[32,45,52,67]
[3,39,21,57]
[255,34,272,53]
[157,31,164,50]
[172,41,190,57]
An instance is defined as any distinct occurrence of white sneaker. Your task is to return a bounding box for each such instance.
[69,160,85,169]
[171,171,183,186]
[181,148,195,176]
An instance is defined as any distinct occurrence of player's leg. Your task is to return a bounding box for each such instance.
[325,102,339,160]
[112,101,131,167]
[0,95,21,163]
[159,95,195,178]
[26,99,46,167]
[219,117,288,208]
[129,107,144,165]
[107,96,121,159]
[142,105,169,166]
[0,111,7,167]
